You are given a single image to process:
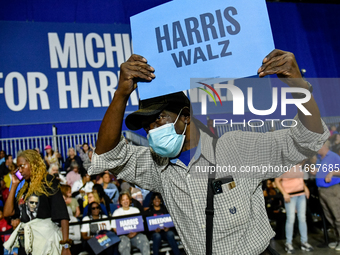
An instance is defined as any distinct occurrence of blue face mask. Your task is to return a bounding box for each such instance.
[147,110,187,158]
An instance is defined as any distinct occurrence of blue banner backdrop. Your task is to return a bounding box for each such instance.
[0,21,139,126]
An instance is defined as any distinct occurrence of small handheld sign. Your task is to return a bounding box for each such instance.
[87,231,120,255]
[130,0,274,99]
[146,214,175,231]
[115,216,144,235]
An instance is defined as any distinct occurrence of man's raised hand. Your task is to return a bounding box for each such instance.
[118,54,155,97]
[258,49,306,87]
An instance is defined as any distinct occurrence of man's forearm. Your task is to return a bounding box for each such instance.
[95,54,155,155]
[296,81,323,134]
[96,91,129,155]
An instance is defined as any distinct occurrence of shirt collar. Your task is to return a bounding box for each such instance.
[169,130,216,166]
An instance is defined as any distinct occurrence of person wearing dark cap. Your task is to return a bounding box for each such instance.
[89,50,329,255]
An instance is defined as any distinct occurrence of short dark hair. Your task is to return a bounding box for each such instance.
[81,170,89,178]
[118,191,132,207]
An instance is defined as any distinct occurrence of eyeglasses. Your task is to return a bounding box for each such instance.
[17,164,26,169]
[142,113,171,130]
[29,201,38,205]
[92,206,100,210]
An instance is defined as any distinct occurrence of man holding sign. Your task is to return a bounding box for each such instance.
[89,48,329,255]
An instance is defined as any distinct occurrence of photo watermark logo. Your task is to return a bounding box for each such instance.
[198,82,312,128]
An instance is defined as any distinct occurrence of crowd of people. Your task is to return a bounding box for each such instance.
[0,124,339,255]
[0,144,182,255]
[0,48,340,255]
[262,127,340,253]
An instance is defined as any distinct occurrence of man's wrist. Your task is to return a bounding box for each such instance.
[291,81,313,99]
[115,88,132,100]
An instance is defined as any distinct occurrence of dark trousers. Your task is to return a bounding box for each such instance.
[18,247,26,255]
[260,244,280,255]
[152,230,181,255]
[319,185,340,241]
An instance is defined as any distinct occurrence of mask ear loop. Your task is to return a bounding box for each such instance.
[173,106,190,125]
[182,122,187,135]
[173,108,184,125]
[173,107,189,135]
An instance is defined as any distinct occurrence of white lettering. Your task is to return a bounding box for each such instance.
[48,33,77,68]
[80,71,101,108]
[4,72,27,111]
[104,34,124,68]
[247,119,264,127]
[122,33,132,61]
[99,71,117,107]
[75,33,86,68]
[247,87,277,115]
[149,217,172,225]
[281,88,311,115]
[27,72,50,110]
[119,218,139,227]
[57,72,79,109]
[85,33,105,68]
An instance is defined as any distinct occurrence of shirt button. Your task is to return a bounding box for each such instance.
[195,199,198,203]
[187,174,191,178]
[202,224,205,229]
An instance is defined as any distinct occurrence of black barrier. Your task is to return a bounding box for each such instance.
[69,213,142,226]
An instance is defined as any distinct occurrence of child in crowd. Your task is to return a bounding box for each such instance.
[4,217,20,255]
[0,207,17,255]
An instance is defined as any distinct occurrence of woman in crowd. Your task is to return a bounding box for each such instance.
[2,155,16,189]
[3,150,71,255]
[81,201,117,255]
[48,164,67,184]
[101,172,119,204]
[112,192,150,255]
[76,143,93,170]
[146,193,180,255]
[64,147,82,173]
[60,184,80,218]
[92,184,112,216]
[82,192,108,217]
[275,164,313,253]
[66,162,82,188]
[83,150,93,171]
[76,143,91,160]
[44,145,61,168]
[71,172,94,200]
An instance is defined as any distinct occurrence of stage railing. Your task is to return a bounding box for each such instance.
[0,130,147,161]
[1,116,339,160]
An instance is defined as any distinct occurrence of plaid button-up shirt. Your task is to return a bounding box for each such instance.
[89,116,329,255]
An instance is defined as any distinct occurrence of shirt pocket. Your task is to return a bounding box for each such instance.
[212,185,251,231]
